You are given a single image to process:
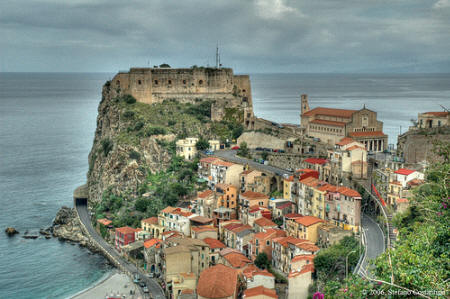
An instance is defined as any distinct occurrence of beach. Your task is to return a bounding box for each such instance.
[71,271,143,299]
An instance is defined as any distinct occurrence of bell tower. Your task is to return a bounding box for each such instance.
[301,94,309,115]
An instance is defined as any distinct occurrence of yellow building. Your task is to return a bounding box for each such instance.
[176,137,199,160]
[141,217,165,239]
[293,216,325,243]
[283,177,293,200]
[216,183,238,209]
[208,140,220,151]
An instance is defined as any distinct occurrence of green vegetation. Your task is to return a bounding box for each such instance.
[159,63,170,68]
[237,142,250,158]
[129,150,141,161]
[195,137,209,151]
[255,252,270,269]
[101,138,113,157]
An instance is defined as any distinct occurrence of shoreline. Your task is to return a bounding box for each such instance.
[66,270,115,299]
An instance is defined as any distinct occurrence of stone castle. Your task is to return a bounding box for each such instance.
[109,67,255,127]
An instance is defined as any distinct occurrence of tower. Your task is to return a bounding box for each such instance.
[301,94,310,115]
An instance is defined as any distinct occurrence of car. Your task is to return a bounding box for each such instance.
[147,273,155,278]
[273,149,278,152]
[204,150,213,155]
[231,146,240,150]
[133,273,140,283]
[279,149,285,153]
[255,147,263,151]
[140,281,146,288]
[143,286,149,293]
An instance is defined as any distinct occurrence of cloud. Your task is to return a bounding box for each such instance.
[255,0,301,19]
[433,0,450,8]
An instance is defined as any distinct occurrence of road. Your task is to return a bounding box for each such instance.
[357,214,385,278]
[214,149,293,177]
[76,201,165,299]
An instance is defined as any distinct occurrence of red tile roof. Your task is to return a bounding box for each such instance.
[303,107,356,118]
[97,218,112,226]
[203,237,226,249]
[241,191,269,199]
[190,215,214,224]
[423,111,448,117]
[304,158,328,165]
[346,145,366,151]
[213,160,235,167]
[197,264,238,298]
[244,286,278,299]
[285,213,303,219]
[288,264,315,278]
[198,189,214,198]
[223,223,243,231]
[337,186,361,198]
[336,137,355,146]
[115,226,137,234]
[223,252,252,268]
[396,198,409,204]
[291,254,315,264]
[297,242,320,252]
[141,217,158,225]
[200,157,220,163]
[349,131,386,137]
[394,168,416,176]
[192,226,217,233]
[300,176,319,187]
[144,238,161,249]
[254,217,277,227]
[161,206,177,213]
[310,119,346,127]
[295,216,325,227]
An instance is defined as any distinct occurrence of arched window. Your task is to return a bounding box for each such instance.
[199,79,203,85]
[168,80,172,84]
[154,80,158,85]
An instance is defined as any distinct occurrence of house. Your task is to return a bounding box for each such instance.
[253,217,277,233]
[220,249,253,272]
[223,223,254,254]
[176,137,199,161]
[291,216,325,243]
[240,191,270,208]
[143,238,162,274]
[197,264,239,299]
[195,189,216,218]
[270,200,294,219]
[417,111,449,128]
[283,169,319,200]
[287,264,314,299]
[243,286,278,299]
[172,272,197,299]
[115,226,136,252]
[240,170,263,193]
[190,215,214,228]
[249,228,286,261]
[97,218,113,240]
[216,183,238,209]
[191,226,218,240]
[141,217,164,239]
[208,139,220,151]
[272,237,319,274]
[324,186,362,232]
[159,206,195,236]
[244,268,276,290]
[203,237,226,266]
[302,158,328,179]
[134,228,151,241]
[198,157,220,181]
[241,205,269,227]
[213,207,238,228]
[393,168,424,188]
[210,160,244,188]
[284,213,303,231]
[317,224,353,248]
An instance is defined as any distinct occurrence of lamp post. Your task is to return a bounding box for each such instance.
[346,250,356,289]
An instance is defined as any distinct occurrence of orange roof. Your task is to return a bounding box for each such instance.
[285,213,303,219]
[197,264,238,298]
[161,206,177,213]
[396,198,409,204]
[304,158,327,165]
[390,181,402,186]
[297,242,320,252]
[337,186,361,198]
[192,226,217,233]
[224,223,243,231]
[299,176,319,187]
[346,145,366,151]
[310,119,346,127]
[241,170,254,175]
[97,218,112,226]
[423,111,448,117]
[254,228,286,240]
[198,189,214,198]
[395,168,416,176]
[115,226,137,234]
[231,224,252,234]
[317,183,338,192]
[172,208,194,217]
[291,254,315,264]
[349,131,386,137]
[190,215,214,224]
[135,228,143,232]
[200,157,220,164]
[273,236,308,247]
[241,191,269,200]
[244,286,278,299]
[295,216,325,227]
[203,237,226,249]
[141,217,158,224]
[336,137,355,146]
[224,252,252,268]
[288,264,315,278]
[303,107,356,118]
[181,289,195,294]
[213,160,234,167]
[144,238,161,249]
[254,217,277,227]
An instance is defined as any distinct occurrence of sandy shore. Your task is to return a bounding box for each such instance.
[71,271,143,299]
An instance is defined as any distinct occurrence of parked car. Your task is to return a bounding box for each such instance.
[143,286,149,293]
[140,281,146,288]
[279,149,285,153]
[205,150,214,155]
[255,147,263,151]
[273,149,278,152]
[231,146,240,150]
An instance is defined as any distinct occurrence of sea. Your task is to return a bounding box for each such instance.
[0,72,449,299]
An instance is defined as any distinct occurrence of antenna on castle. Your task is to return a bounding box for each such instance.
[216,41,222,69]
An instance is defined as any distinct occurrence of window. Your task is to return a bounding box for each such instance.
[154,80,158,85]
[183,79,186,84]
[266,240,270,246]
[138,80,142,85]
[116,80,120,86]
[199,79,203,85]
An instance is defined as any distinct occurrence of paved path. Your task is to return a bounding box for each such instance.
[214,150,293,177]
[357,214,385,278]
[76,202,165,299]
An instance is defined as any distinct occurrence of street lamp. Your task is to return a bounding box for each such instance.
[346,250,356,288]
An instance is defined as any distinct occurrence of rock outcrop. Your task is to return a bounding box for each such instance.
[5,227,19,236]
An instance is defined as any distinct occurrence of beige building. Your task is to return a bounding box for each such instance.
[208,140,221,151]
[300,94,387,151]
[210,160,244,188]
[176,137,199,160]
[417,111,449,128]
[287,264,314,299]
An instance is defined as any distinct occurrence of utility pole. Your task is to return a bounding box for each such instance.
[216,42,219,68]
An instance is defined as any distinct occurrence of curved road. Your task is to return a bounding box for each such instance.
[358,214,385,278]
[76,201,165,299]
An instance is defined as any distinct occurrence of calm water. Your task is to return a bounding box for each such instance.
[0,72,449,298]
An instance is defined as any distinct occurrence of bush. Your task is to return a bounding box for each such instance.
[196,138,209,151]
[101,138,113,157]
[135,198,150,212]
[255,252,270,269]
[146,126,166,136]
[123,110,135,118]
[122,94,136,104]
[237,142,250,158]
[129,150,141,161]
[133,121,144,131]
[168,120,176,126]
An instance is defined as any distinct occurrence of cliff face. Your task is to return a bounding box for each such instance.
[86,85,172,204]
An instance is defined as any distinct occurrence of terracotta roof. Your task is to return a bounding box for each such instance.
[172,208,194,217]
[302,107,356,118]
[407,179,424,186]
[135,228,143,232]
[295,216,325,227]
[346,145,366,151]
[423,111,448,117]
[273,236,308,247]
[337,186,361,198]
[241,191,269,200]
[349,131,386,137]
[219,247,241,256]
[304,158,328,165]
[244,286,278,299]
[144,238,161,249]
[297,242,320,252]
[390,181,402,186]
[299,176,319,187]
[285,213,303,219]
[241,170,254,175]
[181,289,195,294]
[198,189,214,198]
[223,252,252,268]
[336,137,355,146]
[275,201,292,210]
[396,198,409,204]
[215,183,235,190]
[192,226,217,233]
[141,217,158,225]
[115,226,137,234]
[291,254,315,264]
[395,168,416,176]
[296,168,318,173]
[200,157,220,163]
[190,215,214,224]
[254,217,277,227]
[288,264,315,278]
[231,224,253,234]
[310,119,346,127]
[197,264,238,298]
[213,160,234,167]
[317,183,338,192]
[224,223,243,231]
[97,218,112,226]
[161,206,177,213]
[203,237,226,249]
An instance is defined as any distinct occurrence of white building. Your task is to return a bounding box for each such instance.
[176,137,199,160]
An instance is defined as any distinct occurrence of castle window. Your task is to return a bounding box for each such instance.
[116,80,120,86]
[154,80,158,85]
[199,80,203,85]
[242,89,246,92]
[168,80,172,84]
[138,80,142,85]
[183,80,186,84]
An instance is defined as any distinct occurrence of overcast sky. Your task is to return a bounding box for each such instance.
[1,0,450,73]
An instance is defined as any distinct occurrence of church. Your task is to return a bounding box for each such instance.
[300,95,388,152]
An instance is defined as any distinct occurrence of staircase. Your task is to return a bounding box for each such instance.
[385,210,396,248]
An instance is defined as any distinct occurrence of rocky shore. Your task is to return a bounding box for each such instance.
[52,206,100,253]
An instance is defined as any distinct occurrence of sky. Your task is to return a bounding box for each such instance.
[1,0,450,73]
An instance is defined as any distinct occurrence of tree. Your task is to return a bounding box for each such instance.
[135,198,150,212]
[255,252,270,269]
[196,138,209,151]
[159,63,171,68]
[237,142,250,158]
